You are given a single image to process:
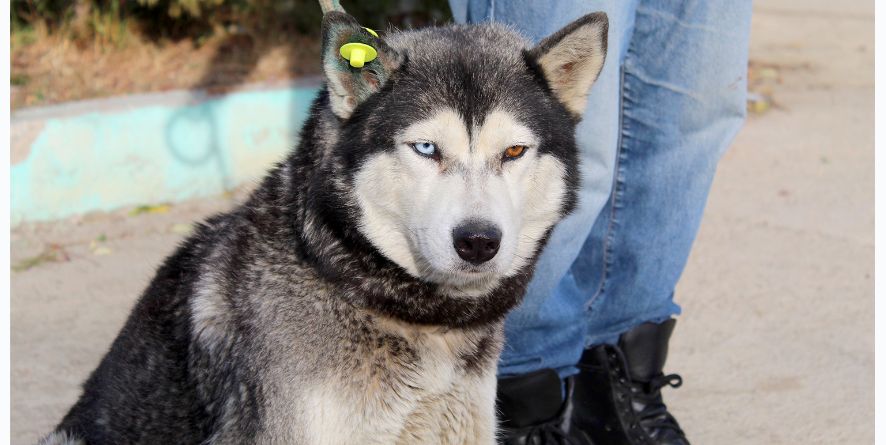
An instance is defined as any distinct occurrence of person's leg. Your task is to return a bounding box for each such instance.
[566,2,753,444]
[576,0,753,345]
[450,0,642,380]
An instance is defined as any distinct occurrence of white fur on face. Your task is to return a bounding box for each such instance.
[353,107,568,293]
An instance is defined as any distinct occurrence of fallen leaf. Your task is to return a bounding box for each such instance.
[12,244,70,272]
[130,203,171,216]
[747,92,772,114]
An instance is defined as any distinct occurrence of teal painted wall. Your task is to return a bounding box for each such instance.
[11,86,320,224]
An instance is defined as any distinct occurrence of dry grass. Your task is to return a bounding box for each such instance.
[11,30,322,109]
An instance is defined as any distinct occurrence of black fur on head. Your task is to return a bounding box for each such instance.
[252,12,608,327]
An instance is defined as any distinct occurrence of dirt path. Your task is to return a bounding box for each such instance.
[10,0,873,443]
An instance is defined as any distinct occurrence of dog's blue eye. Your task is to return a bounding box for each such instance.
[411,142,438,157]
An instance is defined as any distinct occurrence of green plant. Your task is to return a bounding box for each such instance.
[12,0,451,43]
[11,73,30,86]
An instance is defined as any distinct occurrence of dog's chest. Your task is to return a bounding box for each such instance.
[298,324,500,445]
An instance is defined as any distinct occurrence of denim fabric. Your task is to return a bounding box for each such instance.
[449,0,752,377]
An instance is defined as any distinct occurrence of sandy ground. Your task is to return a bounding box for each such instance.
[10,0,873,443]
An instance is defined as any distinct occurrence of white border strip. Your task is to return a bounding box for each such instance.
[875,0,883,442]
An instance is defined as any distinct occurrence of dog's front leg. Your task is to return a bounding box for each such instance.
[463,370,499,445]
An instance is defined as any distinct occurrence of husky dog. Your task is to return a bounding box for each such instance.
[41,9,607,445]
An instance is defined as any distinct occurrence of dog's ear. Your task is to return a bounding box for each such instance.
[529,12,608,117]
[322,11,404,119]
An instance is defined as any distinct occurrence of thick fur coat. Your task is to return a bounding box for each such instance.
[40,10,608,445]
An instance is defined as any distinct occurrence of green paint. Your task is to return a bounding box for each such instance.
[11,86,319,224]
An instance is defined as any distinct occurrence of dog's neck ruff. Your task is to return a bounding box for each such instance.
[305,237,531,328]
[265,95,536,328]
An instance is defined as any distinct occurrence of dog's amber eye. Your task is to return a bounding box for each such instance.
[503,145,527,160]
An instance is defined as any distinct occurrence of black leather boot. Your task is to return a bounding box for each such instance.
[569,319,689,445]
[497,369,589,445]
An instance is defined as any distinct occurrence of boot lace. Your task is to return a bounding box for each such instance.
[595,346,687,441]
[633,373,686,437]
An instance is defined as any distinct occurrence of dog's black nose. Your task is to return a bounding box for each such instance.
[452,222,502,265]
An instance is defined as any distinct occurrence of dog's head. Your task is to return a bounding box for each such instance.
[318,11,607,296]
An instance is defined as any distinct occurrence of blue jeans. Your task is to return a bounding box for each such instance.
[450,0,753,377]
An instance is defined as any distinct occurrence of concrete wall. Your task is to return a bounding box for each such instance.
[11,80,322,225]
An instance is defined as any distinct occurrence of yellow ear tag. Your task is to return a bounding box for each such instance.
[340,42,378,68]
